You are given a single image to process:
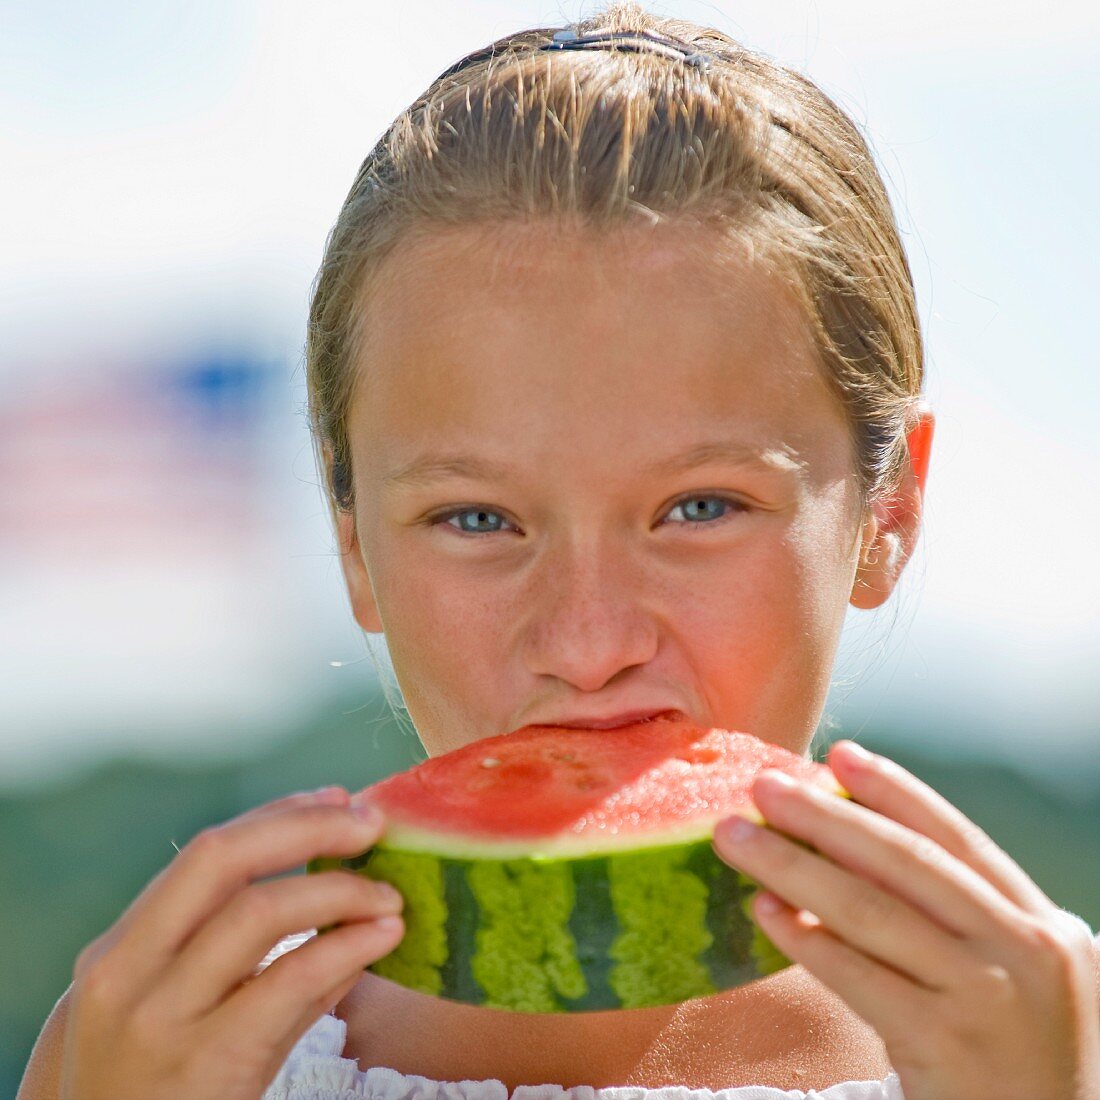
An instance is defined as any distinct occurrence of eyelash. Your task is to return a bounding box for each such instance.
[428,494,748,538]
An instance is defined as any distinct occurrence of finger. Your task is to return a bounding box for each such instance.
[733,768,1031,950]
[146,870,403,1022]
[828,741,1051,916]
[714,801,973,991]
[749,891,936,1051]
[206,911,405,1068]
[71,787,351,977]
[97,797,387,1006]
[234,785,350,823]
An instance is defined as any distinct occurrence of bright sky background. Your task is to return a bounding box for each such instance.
[1,1,1097,795]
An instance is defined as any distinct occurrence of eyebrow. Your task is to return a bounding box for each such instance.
[384,440,805,489]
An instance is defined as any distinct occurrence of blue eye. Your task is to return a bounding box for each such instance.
[438,508,514,535]
[665,495,744,526]
[432,495,743,537]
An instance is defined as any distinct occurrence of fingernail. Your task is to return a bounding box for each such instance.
[311,785,346,804]
[349,791,382,822]
[376,915,403,933]
[841,741,874,763]
[719,816,759,844]
[755,891,782,915]
[375,881,403,906]
[757,770,797,790]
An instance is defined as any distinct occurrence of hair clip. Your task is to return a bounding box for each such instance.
[433,26,714,88]
[541,27,712,71]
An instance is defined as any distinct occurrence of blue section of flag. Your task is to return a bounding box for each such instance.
[0,350,282,561]
[164,354,276,434]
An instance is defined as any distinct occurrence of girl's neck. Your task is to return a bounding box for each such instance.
[333,964,893,1091]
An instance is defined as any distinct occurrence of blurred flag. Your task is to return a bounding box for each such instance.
[0,353,277,566]
[0,351,309,776]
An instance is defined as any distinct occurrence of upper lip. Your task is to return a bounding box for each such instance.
[528,707,686,730]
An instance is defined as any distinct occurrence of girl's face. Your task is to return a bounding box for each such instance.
[337,221,901,758]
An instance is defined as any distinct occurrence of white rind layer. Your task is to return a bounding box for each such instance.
[375,806,766,860]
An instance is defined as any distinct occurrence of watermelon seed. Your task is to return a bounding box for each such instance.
[480,757,502,767]
[676,748,721,764]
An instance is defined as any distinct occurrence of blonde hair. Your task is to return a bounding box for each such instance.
[305,2,925,729]
[308,1,923,530]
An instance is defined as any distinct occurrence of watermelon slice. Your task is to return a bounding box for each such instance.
[308,717,847,1013]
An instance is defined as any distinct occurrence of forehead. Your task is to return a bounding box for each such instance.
[350,219,853,484]
[362,217,806,341]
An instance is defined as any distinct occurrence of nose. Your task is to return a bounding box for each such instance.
[520,535,661,693]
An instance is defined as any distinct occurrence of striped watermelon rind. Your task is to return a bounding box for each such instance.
[310,838,791,1012]
[306,721,847,1012]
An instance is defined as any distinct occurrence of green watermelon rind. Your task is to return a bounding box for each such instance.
[306,832,797,1012]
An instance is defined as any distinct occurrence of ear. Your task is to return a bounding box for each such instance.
[850,406,935,610]
[335,507,385,634]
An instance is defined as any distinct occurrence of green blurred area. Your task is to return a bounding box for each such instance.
[2,694,1097,1095]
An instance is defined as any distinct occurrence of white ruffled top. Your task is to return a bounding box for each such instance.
[258,932,905,1100]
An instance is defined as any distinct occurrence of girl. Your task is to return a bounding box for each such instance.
[25,4,1099,1099]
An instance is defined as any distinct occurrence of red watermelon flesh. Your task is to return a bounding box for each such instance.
[362,716,845,859]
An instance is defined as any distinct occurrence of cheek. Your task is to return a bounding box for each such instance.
[372,551,505,695]
[684,546,809,670]
[687,511,853,664]
[780,496,863,646]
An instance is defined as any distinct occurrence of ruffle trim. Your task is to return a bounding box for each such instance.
[261,1012,904,1100]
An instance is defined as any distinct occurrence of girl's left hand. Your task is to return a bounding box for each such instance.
[712,740,1100,1100]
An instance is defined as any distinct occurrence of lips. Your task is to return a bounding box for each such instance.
[531,708,686,731]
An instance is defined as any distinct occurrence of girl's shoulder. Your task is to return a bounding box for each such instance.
[257,932,903,1100]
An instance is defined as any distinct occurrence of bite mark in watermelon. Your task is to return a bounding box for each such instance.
[308,717,847,1012]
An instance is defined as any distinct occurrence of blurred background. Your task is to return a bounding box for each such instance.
[2,0,1098,1090]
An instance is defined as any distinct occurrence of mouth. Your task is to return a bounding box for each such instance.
[535,709,686,731]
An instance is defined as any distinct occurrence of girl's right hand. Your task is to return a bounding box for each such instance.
[59,785,404,1100]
